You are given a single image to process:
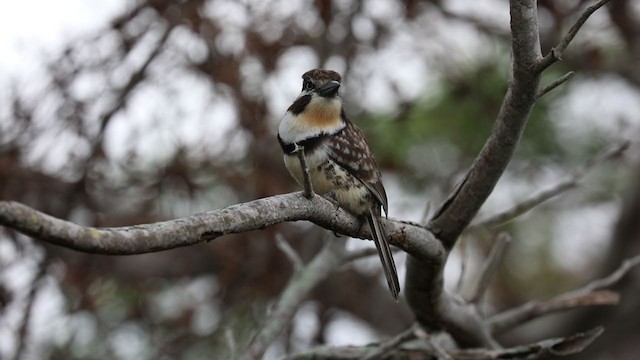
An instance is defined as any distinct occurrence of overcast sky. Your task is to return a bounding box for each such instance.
[0,0,124,74]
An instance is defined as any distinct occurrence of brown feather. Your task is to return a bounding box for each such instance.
[326,116,388,215]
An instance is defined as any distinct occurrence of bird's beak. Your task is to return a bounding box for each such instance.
[317,80,341,98]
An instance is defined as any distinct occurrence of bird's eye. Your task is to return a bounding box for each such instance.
[303,81,315,91]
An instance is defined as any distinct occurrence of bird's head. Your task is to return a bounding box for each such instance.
[300,69,342,99]
[283,69,344,132]
[279,69,346,144]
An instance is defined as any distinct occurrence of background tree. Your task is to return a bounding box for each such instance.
[0,0,639,359]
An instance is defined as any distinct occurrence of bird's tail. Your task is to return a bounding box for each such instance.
[367,208,400,301]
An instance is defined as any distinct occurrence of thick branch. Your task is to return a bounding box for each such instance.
[429,0,542,246]
[406,0,614,348]
[0,194,442,263]
[405,0,542,348]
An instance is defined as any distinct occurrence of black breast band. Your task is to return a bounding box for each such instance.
[278,133,329,155]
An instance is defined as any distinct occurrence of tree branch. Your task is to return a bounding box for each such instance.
[286,327,604,360]
[405,0,542,348]
[360,324,418,360]
[0,0,619,355]
[488,254,640,334]
[536,0,615,72]
[467,141,629,232]
[468,233,511,304]
[429,0,542,246]
[242,239,347,360]
[452,327,603,359]
[13,255,49,360]
[405,0,614,349]
[0,194,443,263]
[536,71,575,99]
[275,233,304,273]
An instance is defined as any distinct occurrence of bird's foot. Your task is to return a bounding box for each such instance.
[322,191,340,208]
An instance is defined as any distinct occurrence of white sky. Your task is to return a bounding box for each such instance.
[0,0,125,73]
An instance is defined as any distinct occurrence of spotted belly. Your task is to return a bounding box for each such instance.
[284,153,372,216]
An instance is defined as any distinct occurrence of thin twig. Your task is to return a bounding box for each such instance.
[456,236,468,294]
[360,324,418,360]
[536,0,614,71]
[275,233,304,272]
[292,144,314,198]
[488,254,640,334]
[468,233,511,304]
[581,254,640,292]
[468,141,628,232]
[536,71,575,99]
[225,329,237,359]
[13,255,49,360]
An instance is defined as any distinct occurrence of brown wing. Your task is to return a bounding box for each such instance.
[326,115,389,216]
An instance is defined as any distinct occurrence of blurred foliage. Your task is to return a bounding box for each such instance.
[361,60,564,189]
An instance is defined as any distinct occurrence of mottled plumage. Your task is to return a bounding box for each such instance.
[277,69,400,300]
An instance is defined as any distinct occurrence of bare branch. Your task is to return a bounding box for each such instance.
[288,327,604,359]
[536,0,615,71]
[488,254,640,334]
[489,291,618,335]
[242,240,347,360]
[276,233,304,273]
[87,22,172,158]
[468,141,629,231]
[429,0,542,246]
[408,0,544,348]
[414,327,454,360]
[361,324,418,360]
[286,325,447,360]
[468,233,511,304]
[580,254,640,292]
[536,71,575,99]
[225,329,237,359]
[452,327,603,359]
[292,144,314,199]
[456,236,469,294]
[13,255,49,360]
[407,0,613,347]
[0,194,443,265]
[429,0,617,242]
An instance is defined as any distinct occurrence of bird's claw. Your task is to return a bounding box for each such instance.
[323,191,339,207]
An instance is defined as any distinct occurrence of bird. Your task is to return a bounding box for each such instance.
[277,69,400,300]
